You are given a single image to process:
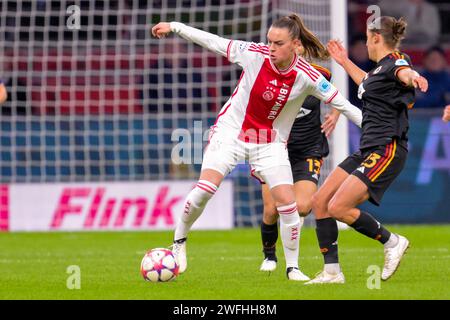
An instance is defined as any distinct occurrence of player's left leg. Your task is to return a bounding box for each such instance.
[259,183,278,272]
[252,143,309,280]
[258,179,317,274]
[327,174,409,281]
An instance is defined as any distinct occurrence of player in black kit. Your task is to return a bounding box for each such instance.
[257,64,340,281]
[306,17,428,284]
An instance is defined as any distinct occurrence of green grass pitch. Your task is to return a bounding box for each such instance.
[0,225,449,300]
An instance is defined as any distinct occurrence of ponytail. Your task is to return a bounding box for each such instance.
[272,14,329,61]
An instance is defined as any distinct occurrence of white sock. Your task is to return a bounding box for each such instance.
[384,233,399,248]
[324,263,341,275]
[174,180,217,241]
[278,203,301,269]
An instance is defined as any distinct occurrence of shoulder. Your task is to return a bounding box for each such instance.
[310,63,332,81]
[386,52,412,68]
[296,57,323,83]
[236,41,269,56]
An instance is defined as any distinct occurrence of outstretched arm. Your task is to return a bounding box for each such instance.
[307,72,362,128]
[151,22,231,58]
[327,92,362,128]
[327,40,367,86]
[397,68,428,92]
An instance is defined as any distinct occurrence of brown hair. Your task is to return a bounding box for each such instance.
[368,16,407,49]
[272,13,329,61]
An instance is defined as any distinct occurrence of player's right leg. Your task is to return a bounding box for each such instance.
[172,169,224,273]
[173,132,242,273]
[306,166,351,284]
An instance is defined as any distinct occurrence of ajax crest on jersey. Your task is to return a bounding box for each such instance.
[140,248,179,282]
[263,90,274,101]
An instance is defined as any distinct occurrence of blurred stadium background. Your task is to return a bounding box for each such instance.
[0,0,448,232]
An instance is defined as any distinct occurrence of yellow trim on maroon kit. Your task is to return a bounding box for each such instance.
[370,140,397,182]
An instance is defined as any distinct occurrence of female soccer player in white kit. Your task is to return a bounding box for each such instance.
[151,14,362,280]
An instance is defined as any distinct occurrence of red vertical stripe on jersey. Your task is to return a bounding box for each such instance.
[238,59,297,144]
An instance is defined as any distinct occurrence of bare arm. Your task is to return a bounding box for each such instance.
[327,40,367,86]
[397,68,428,92]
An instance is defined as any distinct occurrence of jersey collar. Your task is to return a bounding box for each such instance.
[269,55,298,75]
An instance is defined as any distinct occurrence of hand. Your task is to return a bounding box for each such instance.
[443,105,450,122]
[411,74,428,93]
[321,110,340,138]
[327,40,349,66]
[151,22,172,39]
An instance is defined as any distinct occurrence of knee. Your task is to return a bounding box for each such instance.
[263,208,278,225]
[297,201,312,217]
[273,193,295,207]
[327,198,346,221]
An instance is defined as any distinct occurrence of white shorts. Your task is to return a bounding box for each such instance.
[202,132,293,188]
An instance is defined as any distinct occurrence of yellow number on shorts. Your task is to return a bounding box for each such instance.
[307,158,322,174]
[363,153,381,168]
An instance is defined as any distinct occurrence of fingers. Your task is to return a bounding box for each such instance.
[414,77,428,92]
[322,124,336,138]
[327,41,338,53]
[420,78,428,92]
[327,39,344,51]
[321,116,336,137]
[151,23,169,39]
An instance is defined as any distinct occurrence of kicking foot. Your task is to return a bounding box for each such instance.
[171,238,187,274]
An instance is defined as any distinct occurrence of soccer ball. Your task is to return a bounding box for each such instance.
[140,248,179,282]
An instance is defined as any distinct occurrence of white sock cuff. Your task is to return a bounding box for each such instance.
[196,180,218,195]
[277,202,297,215]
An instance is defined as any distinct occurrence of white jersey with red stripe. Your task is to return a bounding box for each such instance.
[170,22,362,145]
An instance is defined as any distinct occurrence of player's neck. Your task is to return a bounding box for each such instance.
[375,48,396,63]
[275,54,296,71]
